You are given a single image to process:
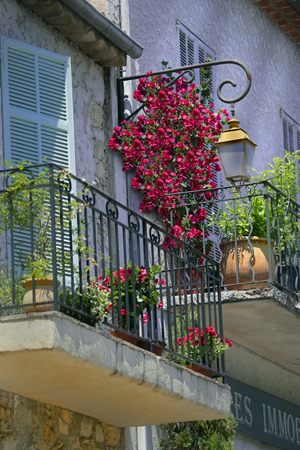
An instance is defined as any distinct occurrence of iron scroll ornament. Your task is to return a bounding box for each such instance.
[117,59,252,123]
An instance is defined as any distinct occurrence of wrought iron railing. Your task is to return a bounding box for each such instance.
[0,163,225,378]
[170,180,300,299]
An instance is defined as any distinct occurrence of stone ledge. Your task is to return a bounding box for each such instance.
[0,311,231,427]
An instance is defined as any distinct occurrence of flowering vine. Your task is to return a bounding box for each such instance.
[109,72,230,252]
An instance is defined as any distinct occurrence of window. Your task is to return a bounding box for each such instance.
[1,36,75,171]
[281,110,300,154]
[178,23,215,104]
[0,36,76,270]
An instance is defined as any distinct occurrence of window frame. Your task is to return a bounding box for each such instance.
[177,22,216,104]
[281,109,300,155]
[1,35,75,174]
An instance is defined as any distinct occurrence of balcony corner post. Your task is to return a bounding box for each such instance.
[49,164,58,311]
[263,183,274,284]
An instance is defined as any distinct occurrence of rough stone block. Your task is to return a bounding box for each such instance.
[84,45,119,60]
[19,0,38,6]
[95,423,105,442]
[58,418,69,435]
[96,54,127,67]
[80,417,93,438]
[54,23,86,35]
[30,3,63,17]
[61,409,71,424]
[79,40,107,52]
[65,31,97,44]
[45,13,75,26]
[104,424,121,447]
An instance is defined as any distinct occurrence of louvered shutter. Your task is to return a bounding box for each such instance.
[1,36,75,270]
[1,36,75,169]
[297,129,300,151]
[179,30,187,66]
[282,113,299,155]
[178,26,221,262]
[282,118,289,152]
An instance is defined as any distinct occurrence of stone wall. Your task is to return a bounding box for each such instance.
[0,389,124,450]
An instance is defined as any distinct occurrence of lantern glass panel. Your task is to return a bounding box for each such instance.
[244,143,255,180]
[218,142,245,178]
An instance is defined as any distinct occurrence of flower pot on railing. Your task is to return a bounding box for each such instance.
[187,364,212,378]
[22,278,60,314]
[220,237,276,290]
[109,330,138,346]
[136,338,165,356]
[109,331,165,356]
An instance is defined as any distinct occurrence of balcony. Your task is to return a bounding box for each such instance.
[172,180,300,375]
[0,163,231,426]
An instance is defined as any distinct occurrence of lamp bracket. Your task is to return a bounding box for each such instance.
[117,59,252,124]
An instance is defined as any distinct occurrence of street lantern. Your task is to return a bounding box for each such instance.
[215,117,257,191]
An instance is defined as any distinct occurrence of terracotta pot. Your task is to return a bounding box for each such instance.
[21,278,60,314]
[136,339,165,356]
[187,364,212,378]
[220,237,276,290]
[174,268,202,294]
[109,330,138,346]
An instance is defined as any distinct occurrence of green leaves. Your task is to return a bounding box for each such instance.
[158,415,237,450]
[0,266,24,314]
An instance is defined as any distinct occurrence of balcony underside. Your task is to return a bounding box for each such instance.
[0,312,230,427]
[221,289,300,375]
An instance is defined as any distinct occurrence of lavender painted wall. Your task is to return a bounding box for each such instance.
[119,0,300,174]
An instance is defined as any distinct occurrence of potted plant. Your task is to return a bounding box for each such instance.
[252,151,300,292]
[216,194,276,290]
[0,162,59,313]
[176,326,232,377]
[94,262,165,351]
[217,151,300,290]
[59,279,111,326]
[20,207,62,313]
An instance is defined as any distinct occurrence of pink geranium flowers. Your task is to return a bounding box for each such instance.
[96,262,165,330]
[177,326,232,366]
[109,74,230,253]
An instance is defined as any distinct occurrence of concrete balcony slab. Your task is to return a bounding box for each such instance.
[222,288,300,375]
[0,312,230,427]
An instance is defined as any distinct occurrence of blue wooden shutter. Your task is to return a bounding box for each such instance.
[178,24,215,103]
[1,36,75,172]
[1,36,75,270]
[281,111,300,155]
